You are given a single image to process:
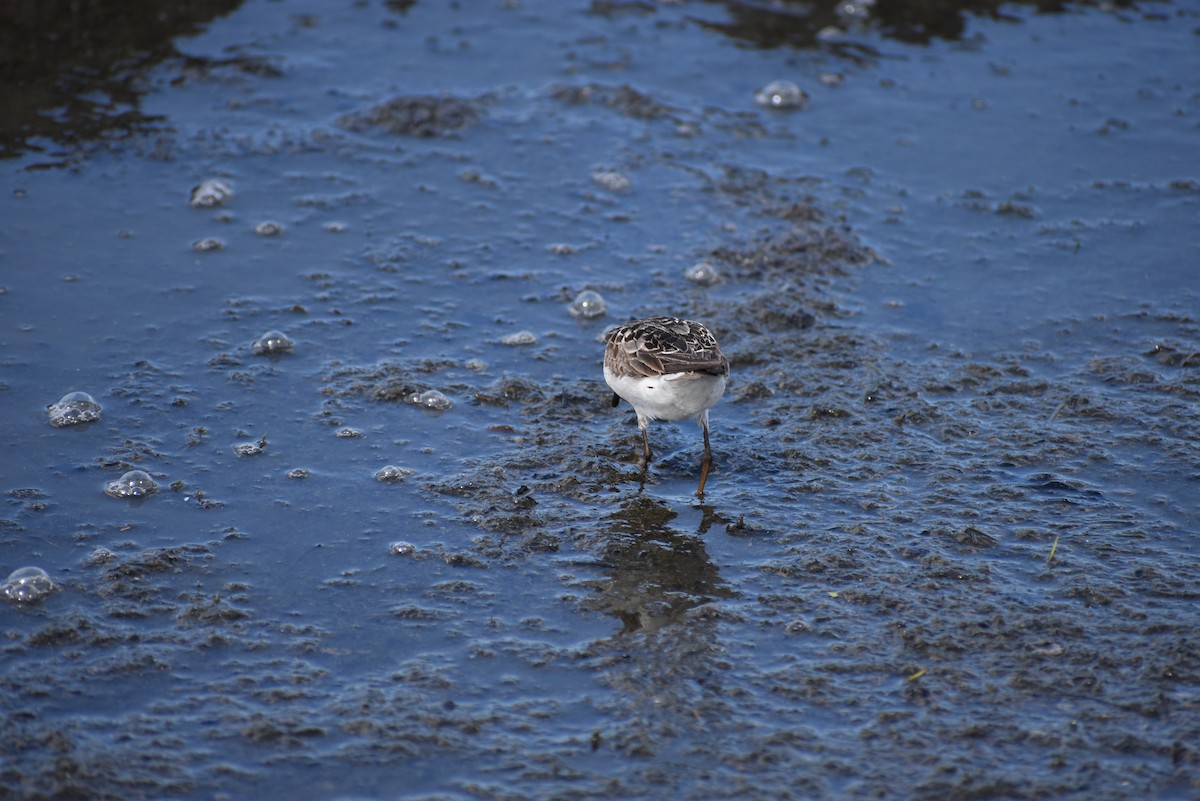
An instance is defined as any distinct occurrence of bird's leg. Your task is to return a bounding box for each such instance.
[639,419,653,466]
[696,412,713,497]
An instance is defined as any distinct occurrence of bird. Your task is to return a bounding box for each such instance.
[603,316,729,496]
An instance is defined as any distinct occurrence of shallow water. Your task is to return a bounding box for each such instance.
[2,1,1198,799]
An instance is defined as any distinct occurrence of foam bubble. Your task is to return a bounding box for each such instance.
[104,469,159,499]
[2,567,56,603]
[570,290,608,319]
[47,391,102,427]
[190,179,233,208]
[409,390,452,411]
[684,262,721,286]
[376,465,415,483]
[755,80,809,110]
[252,330,294,355]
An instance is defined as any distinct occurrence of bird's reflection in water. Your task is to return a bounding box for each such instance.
[582,494,733,635]
[577,494,739,758]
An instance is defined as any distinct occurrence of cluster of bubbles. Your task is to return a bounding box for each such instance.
[1,567,56,603]
[189,180,233,253]
[755,80,809,110]
[388,541,416,556]
[837,0,875,22]
[375,465,414,483]
[103,469,159,499]
[569,290,607,319]
[409,390,452,411]
[592,170,632,193]
[251,330,294,355]
[233,437,267,456]
[254,222,284,237]
[47,391,102,427]
[193,237,224,252]
[500,331,538,346]
[85,547,117,566]
[189,179,233,208]
[684,262,722,286]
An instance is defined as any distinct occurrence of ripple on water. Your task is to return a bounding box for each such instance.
[47,391,102,427]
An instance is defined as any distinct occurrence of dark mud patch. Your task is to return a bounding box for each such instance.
[321,359,441,404]
[551,82,679,122]
[550,80,769,139]
[337,95,484,139]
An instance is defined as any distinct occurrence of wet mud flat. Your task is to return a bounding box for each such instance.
[2,1,1199,800]
[419,189,1200,800]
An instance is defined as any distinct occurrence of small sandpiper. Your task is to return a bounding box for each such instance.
[603,316,729,495]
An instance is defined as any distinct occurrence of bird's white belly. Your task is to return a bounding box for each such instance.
[605,367,726,422]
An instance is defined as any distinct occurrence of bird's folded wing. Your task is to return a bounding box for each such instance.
[657,351,729,377]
